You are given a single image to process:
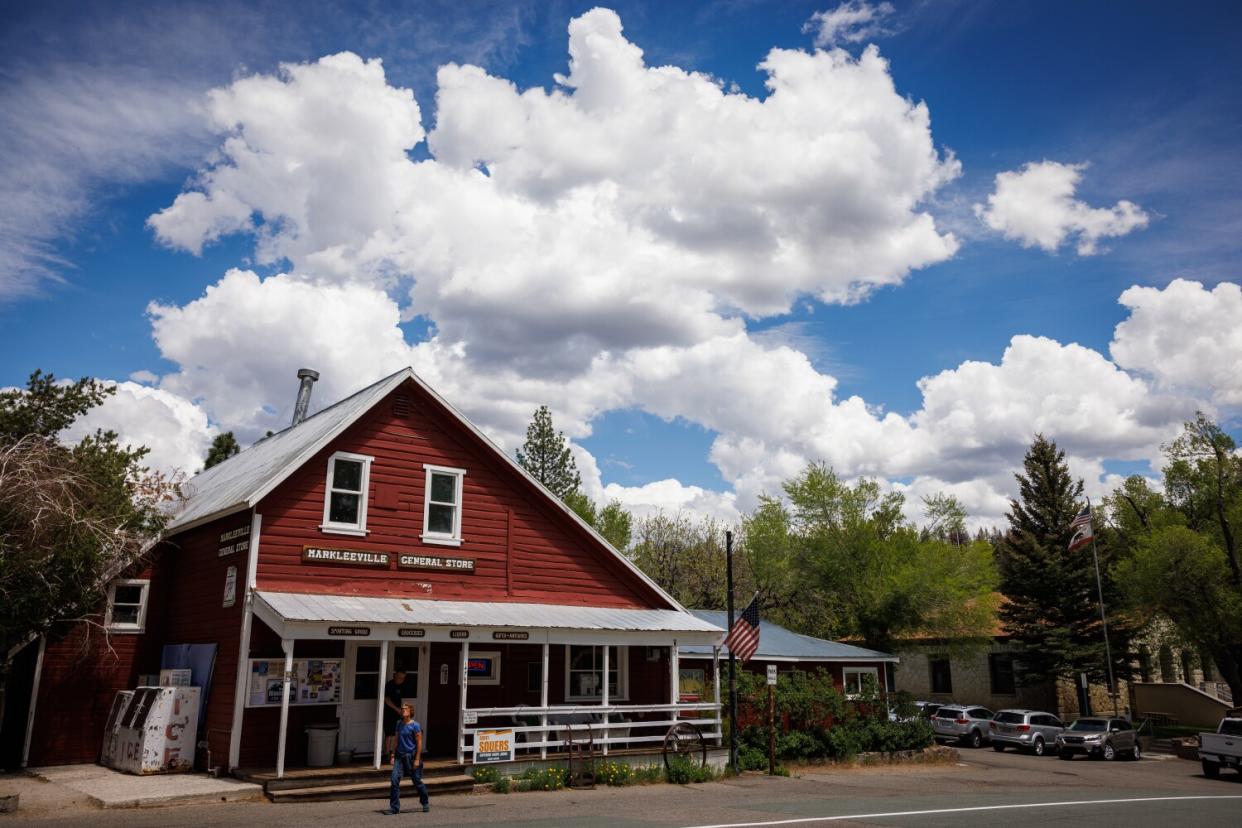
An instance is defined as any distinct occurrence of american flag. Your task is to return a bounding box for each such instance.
[1068,505,1094,551]
[724,595,762,663]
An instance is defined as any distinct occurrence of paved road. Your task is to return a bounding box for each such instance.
[8,749,1242,827]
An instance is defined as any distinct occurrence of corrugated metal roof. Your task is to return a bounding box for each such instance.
[680,610,897,662]
[166,369,408,532]
[257,591,726,634]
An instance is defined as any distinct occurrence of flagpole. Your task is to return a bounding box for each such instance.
[1086,498,1119,717]
[726,529,738,773]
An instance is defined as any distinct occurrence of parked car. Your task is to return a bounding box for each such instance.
[1199,713,1242,778]
[932,705,994,748]
[889,700,941,722]
[989,709,1064,756]
[1056,717,1141,761]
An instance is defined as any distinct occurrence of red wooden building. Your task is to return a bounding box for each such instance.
[8,368,723,775]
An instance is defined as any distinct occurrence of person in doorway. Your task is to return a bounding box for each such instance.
[382,669,409,760]
[385,703,429,815]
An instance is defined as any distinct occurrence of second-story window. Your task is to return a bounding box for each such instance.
[422,464,465,546]
[321,451,373,535]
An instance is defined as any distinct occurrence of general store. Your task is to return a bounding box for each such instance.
[6,368,725,778]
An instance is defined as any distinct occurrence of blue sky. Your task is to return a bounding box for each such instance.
[3,1,1240,526]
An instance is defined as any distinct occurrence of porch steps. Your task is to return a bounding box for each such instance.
[236,760,476,803]
[266,774,476,803]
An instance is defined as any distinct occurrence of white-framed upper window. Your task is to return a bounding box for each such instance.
[843,666,879,699]
[565,645,628,701]
[465,650,501,686]
[422,464,465,546]
[106,579,150,633]
[321,451,373,536]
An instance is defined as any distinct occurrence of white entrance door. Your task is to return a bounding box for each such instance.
[341,642,382,755]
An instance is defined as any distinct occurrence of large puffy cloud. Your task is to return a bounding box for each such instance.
[132,9,1205,527]
[1111,278,1242,406]
[61,381,216,476]
[975,160,1149,254]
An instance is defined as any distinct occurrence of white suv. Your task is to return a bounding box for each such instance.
[932,705,994,748]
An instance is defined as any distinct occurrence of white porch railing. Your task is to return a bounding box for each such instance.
[459,702,722,763]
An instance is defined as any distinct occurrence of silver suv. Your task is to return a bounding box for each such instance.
[932,705,994,748]
[989,709,1064,756]
[1056,717,1141,761]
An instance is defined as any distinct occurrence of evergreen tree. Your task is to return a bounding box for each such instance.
[998,435,1132,686]
[203,431,240,469]
[515,405,581,499]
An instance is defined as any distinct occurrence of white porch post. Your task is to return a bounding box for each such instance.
[276,638,294,779]
[373,642,389,769]
[670,640,680,704]
[601,644,610,756]
[712,645,722,746]
[457,642,469,764]
[540,642,550,760]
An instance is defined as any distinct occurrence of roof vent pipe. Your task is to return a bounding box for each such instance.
[291,368,319,426]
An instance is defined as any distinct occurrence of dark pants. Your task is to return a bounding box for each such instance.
[389,754,428,812]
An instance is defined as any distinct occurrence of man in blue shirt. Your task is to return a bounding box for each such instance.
[385,703,429,814]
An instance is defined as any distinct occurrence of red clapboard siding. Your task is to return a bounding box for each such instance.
[255,380,668,609]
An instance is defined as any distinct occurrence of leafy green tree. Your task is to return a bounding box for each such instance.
[630,512,732,610]
[515,405,581,500]
[0,371,173,677]
[203,431,240,469]
[1111,413,1242,699]
[998,435,1134,686]
[564,491,633,551]
[745,463,998,651]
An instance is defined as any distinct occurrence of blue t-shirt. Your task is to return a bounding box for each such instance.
[394,719,422,756]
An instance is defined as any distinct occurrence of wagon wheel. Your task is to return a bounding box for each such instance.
[662,721,707,770]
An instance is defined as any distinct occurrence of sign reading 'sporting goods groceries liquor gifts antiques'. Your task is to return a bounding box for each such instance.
[302,546,390,567]
[475,728,515,763]
[398,553,475,573]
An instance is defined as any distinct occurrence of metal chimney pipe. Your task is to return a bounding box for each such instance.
[291,368,319,426]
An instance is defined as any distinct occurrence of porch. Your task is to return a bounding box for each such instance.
[239,590,725,778]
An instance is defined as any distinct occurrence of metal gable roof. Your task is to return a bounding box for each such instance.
[256,591,726,637]
[679,610,898,662]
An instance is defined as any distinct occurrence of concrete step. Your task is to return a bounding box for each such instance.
[268,774,476,803]
[260,764,466,792]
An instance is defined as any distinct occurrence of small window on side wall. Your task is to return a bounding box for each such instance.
[321,451,373,536]
[843,667,878,699]
[422,464,465,546]
[106,579,150,633]
[929,656,953,694]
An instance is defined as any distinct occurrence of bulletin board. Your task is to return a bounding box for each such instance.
[246,658,343,707]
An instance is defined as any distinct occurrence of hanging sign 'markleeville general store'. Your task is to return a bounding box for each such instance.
[301,545,475,573]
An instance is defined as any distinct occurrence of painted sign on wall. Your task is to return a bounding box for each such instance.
[303,546,390,567]
[218,525,249,557]
[398,554,476,573]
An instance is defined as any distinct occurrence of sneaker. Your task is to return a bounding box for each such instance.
[382,809,400,815]
[422,804,430,813]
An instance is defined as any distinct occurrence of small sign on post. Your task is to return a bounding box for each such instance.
[766,664,777,686]
[766,664,777,775]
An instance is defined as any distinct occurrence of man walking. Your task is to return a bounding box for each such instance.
[382,669,409,760]
[385,702,429,815]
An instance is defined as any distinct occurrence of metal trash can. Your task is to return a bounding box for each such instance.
[306,723,339,767]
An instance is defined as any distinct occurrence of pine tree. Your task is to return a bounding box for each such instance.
[998,435,1130,686]
[204,432,240,469]
[515,405,581,500]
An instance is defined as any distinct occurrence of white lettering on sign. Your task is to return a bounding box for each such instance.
[767,664,778,686]
[463,711,478,725]
[398,554,476,573]
[222,566,237,608]
[218,525,250,557]
[302,547,390,567]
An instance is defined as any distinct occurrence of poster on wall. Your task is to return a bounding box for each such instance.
[247,659,343,707]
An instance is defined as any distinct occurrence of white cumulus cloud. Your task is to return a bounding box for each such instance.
[1111,278,1242,405]
[975,160,1149,255]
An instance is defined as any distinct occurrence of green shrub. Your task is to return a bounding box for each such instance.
[517,766,568,791]
[491,776,511,793]
[665,755,717,784]
[471,766,499,784]
[631,764,664,784]
[596,760,635,786]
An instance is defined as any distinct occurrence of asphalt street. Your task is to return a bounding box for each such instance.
[7,748,1242,827]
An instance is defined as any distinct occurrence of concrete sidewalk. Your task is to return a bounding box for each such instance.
[15,764,263,810]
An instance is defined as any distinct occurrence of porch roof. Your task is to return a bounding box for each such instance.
[255,590,725,643]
